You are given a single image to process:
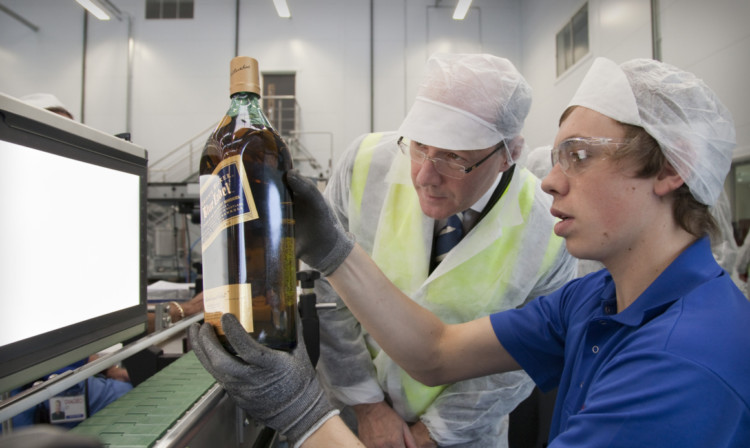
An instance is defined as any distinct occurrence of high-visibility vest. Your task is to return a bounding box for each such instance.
[348,132,567,419]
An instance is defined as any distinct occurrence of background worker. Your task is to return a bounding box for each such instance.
[146,291,205,334]
[313,53,576,447]
[190,56,750,448]
[736,233,750,296]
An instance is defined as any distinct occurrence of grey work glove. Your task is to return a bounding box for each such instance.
[286,169,354,276]
[189,314,337,447]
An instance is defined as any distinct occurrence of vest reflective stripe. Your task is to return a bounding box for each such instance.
[348,133,564,419]
[350,132,383,224]
[372,182,430,295]
[423,174,537,318]
[401,370,447,420]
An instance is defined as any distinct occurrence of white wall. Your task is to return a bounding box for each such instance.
[0,0,523,179]
[0,1,85,119]
[520,0,654,152]
[658,0,750,160]
[519,0,750,161]
[373,0,522,132]
[1,0,747,174]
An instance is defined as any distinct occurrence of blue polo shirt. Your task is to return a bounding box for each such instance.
[491,237,750,447]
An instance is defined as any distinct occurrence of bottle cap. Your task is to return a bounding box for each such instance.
[230,56,261,96]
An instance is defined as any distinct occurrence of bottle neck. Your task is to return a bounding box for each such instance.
[230,91,262,107]
[229,91,271,127]
[231,91,260,100]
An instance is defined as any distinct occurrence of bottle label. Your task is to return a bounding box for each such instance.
[203,284,254,335]
[199,155,258,252]
[282,235,297,305]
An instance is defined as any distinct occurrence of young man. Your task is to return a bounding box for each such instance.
[190,58,750,447]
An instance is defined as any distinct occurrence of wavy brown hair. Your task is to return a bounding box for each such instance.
[615,124,718,239]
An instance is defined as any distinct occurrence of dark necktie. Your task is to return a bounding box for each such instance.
[432,213,463,270]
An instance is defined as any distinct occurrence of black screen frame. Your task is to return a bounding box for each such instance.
[0,95,148,394]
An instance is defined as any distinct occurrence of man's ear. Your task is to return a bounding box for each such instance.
[654,161,684,197]
[507,136,525,163]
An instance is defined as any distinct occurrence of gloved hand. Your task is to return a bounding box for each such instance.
[189,314,338,447]
[286,169,354,276]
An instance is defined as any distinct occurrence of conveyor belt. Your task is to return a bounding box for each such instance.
[70,351,216,447]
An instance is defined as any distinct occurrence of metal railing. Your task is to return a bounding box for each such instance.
[0,314,204,424]
[287,130,334,179]
[147,95,332,183]
[148,122,216,183]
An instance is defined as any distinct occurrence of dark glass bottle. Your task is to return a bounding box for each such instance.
[198,56,297,351]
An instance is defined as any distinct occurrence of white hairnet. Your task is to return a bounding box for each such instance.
[20,93,71,113]
[398,53,532,154]
[524,145,553,180]
[710,190,739,272]
[567,57,736,206]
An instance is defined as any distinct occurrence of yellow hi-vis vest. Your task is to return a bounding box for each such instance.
[347,133,566,420]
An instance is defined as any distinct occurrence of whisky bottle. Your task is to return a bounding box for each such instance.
[199,56,297,351]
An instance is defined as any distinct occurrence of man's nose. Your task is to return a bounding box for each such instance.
[415,155,444,183]
[541,163,568,196]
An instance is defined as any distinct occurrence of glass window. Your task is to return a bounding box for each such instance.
[163,0,177,19]
[178,0,194,19]
[572,5,589,61]
[262,74,297,136]
[556,3,589,77]
[145,0,160,19]
[145,0,193,19]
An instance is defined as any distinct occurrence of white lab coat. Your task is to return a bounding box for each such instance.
[315,132,578,446]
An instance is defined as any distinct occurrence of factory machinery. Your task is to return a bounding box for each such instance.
[1,315,280,448]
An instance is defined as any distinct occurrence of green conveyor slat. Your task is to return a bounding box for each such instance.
[70,351,216,447]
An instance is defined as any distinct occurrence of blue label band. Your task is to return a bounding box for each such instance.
[199,154,258,251]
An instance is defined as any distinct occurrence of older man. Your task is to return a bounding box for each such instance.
[313,53,576,447]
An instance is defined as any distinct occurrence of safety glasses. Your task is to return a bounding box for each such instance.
[551,137,633,177]
[397,137,505,180]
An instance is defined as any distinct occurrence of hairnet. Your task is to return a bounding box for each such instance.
[398,53,532,155]
[566,57,736,205]
[524,145,553,180]
[710,190,739,272]
[20,93,71,114]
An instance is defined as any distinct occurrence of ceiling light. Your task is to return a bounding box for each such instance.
[75,0,123,21]
[76,0,110,20]
[453,0,472,20]
[273,0,291,18]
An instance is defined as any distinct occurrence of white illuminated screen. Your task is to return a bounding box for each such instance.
[0,140,141,347]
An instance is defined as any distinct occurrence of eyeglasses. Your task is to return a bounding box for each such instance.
[397,137,505,180]
[551,137,633,177]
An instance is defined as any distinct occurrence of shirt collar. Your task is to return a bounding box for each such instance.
[601,237,722,326]
[433,173,502,232]
[469,172,502,213]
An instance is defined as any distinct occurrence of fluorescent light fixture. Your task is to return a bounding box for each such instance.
[76,0,111,20]
[273,0,291,18]
[453,0,472,20]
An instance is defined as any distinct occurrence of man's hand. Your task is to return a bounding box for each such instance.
[189,314,338,447]
[286,169,354,276]
[353,401,417,448]
[409,421,438,448]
